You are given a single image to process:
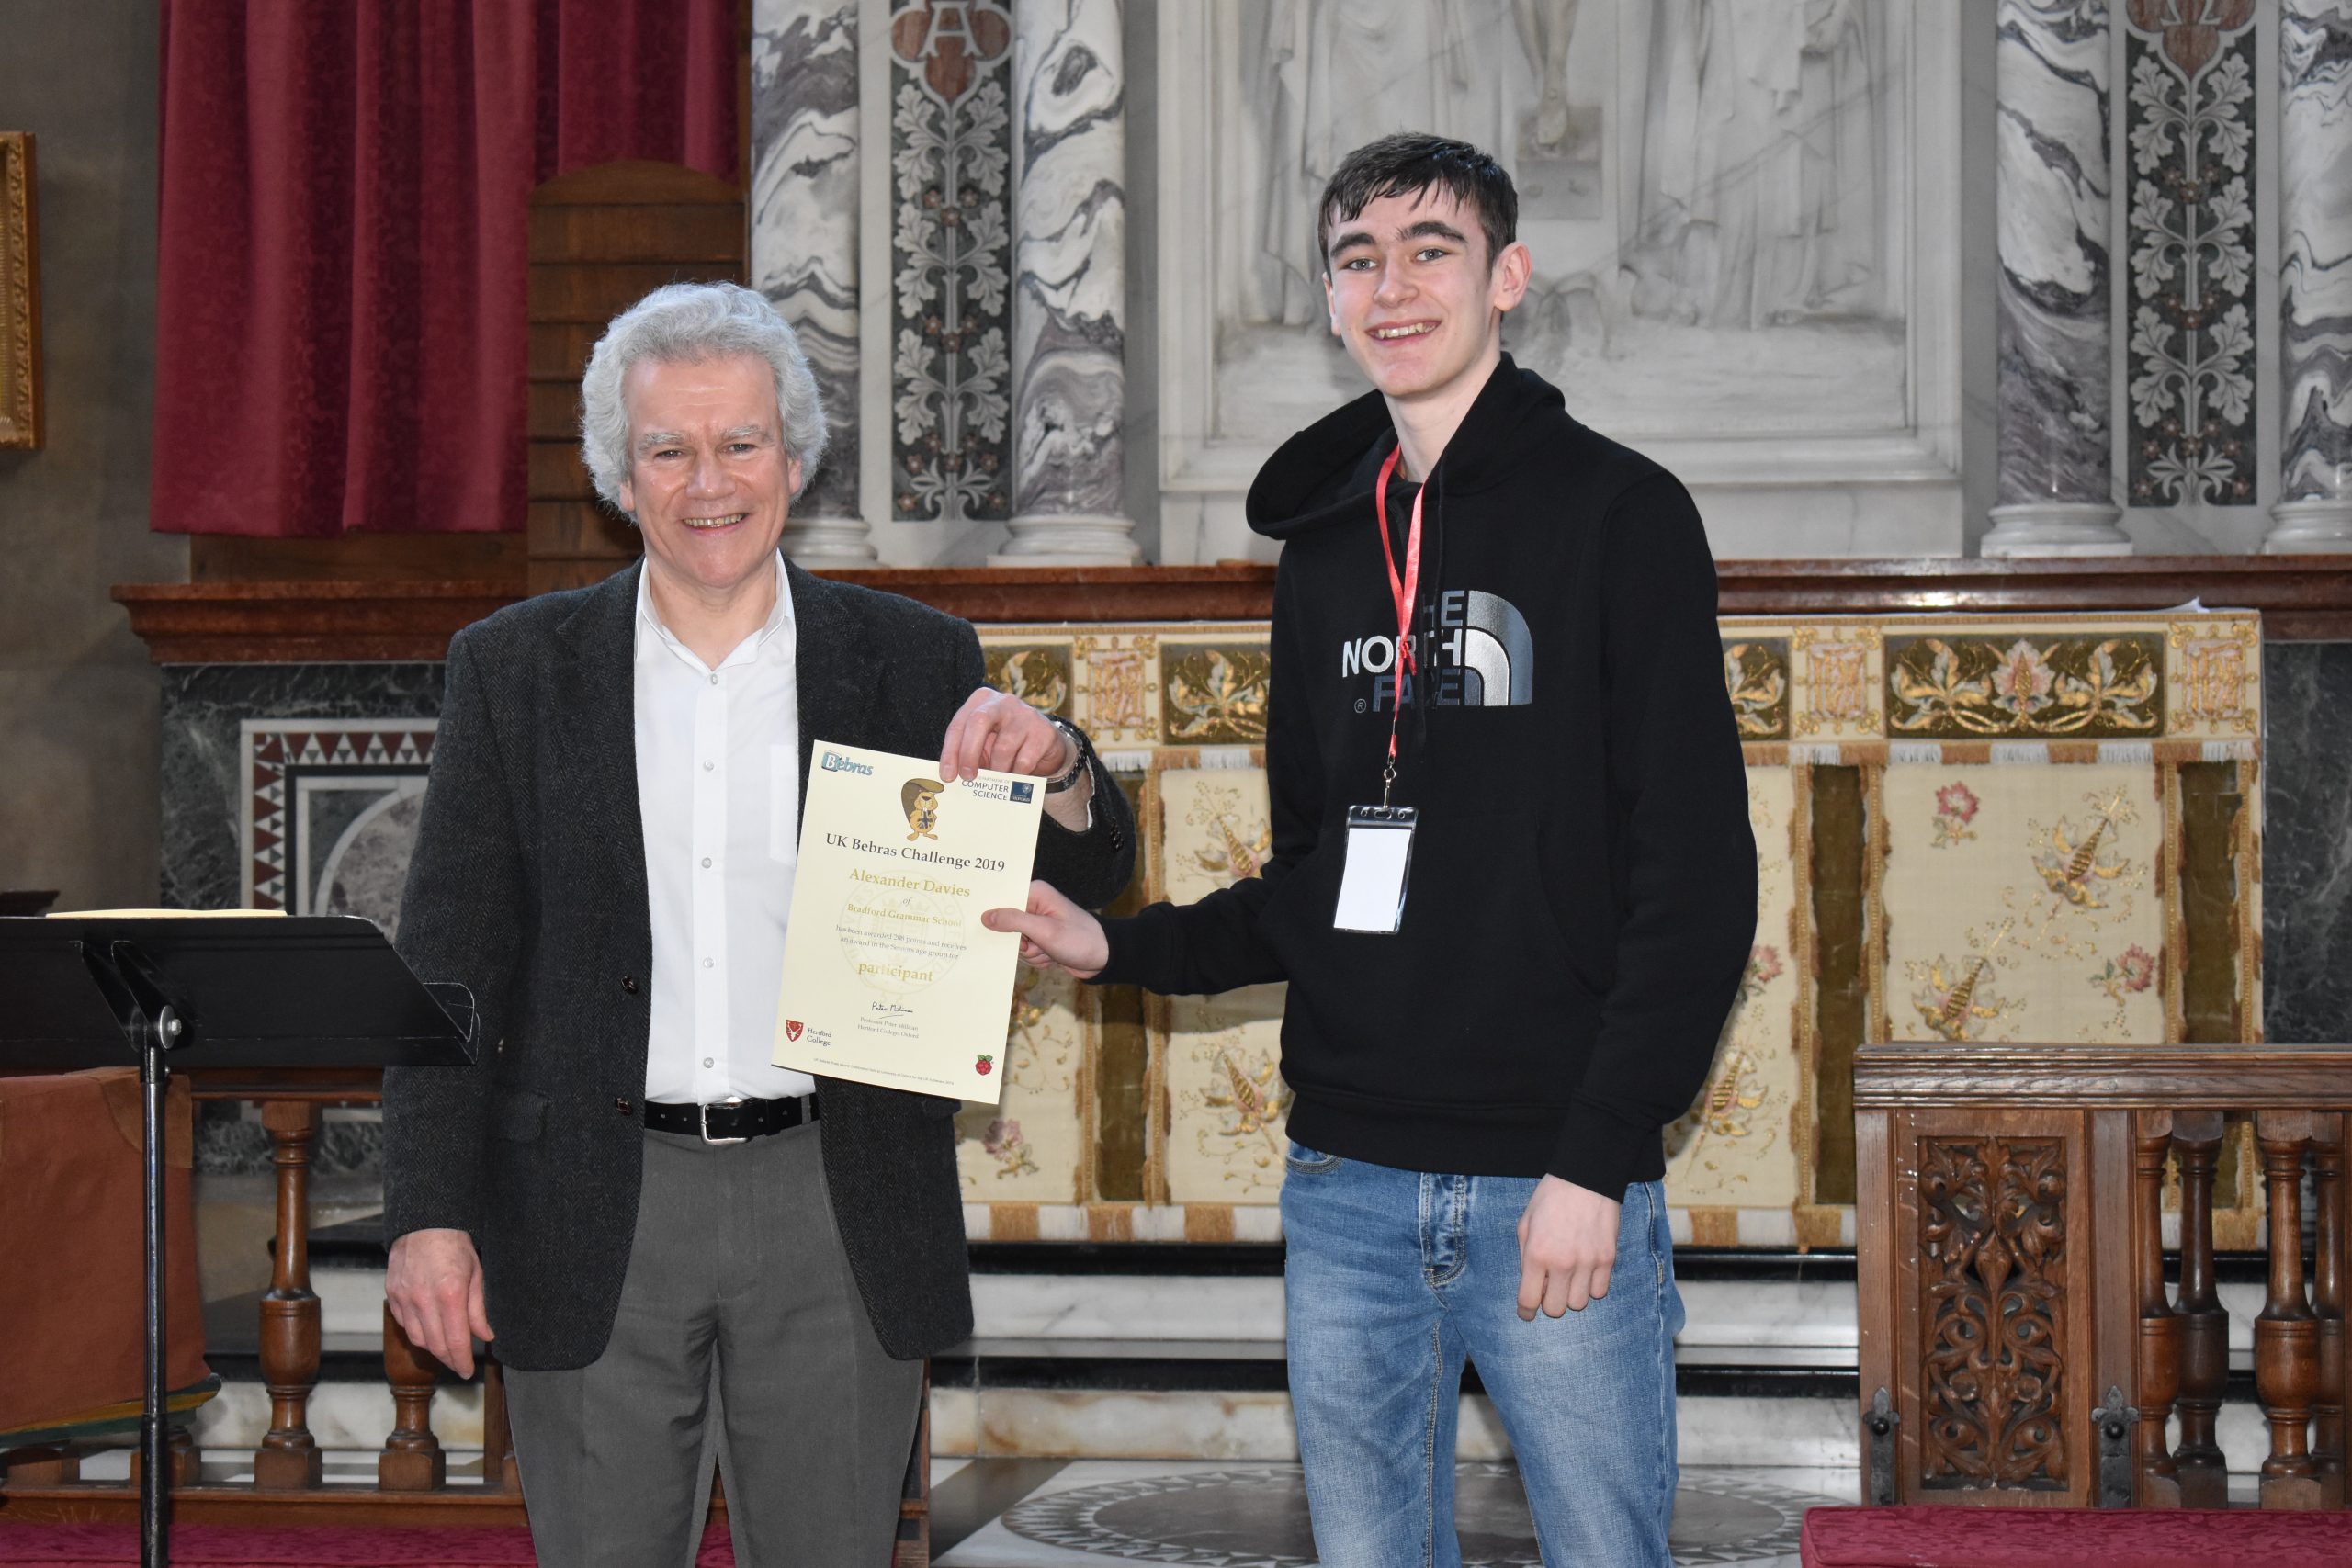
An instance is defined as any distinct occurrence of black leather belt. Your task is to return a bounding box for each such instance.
[642,1095,819,1145]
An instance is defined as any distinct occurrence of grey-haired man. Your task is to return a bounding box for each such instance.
[383,282,1133,1564]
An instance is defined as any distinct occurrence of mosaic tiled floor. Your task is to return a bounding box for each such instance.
[932,1460,1854,1567]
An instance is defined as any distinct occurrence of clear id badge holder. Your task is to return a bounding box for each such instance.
[1333,805,1418,933]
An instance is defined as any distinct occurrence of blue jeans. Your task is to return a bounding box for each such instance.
[1282,1144,1682,1567]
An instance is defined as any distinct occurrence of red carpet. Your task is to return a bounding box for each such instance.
[0,1523,737,1565]
[1803,1505,2352,1567]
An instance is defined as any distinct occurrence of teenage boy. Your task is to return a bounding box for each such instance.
[987,133,1756,1567]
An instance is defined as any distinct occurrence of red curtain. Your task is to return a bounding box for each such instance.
[153,0,737,536]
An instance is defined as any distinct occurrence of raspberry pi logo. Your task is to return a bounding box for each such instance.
[975,1054,994,1077]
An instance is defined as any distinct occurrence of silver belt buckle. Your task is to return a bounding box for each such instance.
[698,1097,749,1145]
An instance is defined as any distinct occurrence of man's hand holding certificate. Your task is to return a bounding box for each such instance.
[774,740,1044,1102]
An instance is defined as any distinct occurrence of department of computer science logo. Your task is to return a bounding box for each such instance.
[1340,589,1534,711]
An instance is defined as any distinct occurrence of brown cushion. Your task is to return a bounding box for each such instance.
[0,1069,209,1432]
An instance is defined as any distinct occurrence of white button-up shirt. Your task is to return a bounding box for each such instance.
[634,554,818,1103]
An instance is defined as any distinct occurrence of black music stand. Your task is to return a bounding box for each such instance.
[0,915,475,1568]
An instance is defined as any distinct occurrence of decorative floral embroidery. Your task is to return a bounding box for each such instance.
[1162,647,1272,744]
[1722,640,1791,739]
[2032,787,2142,910]
[1737,944,1784,1009]
[1932,781,1981,848]
[1909,921,2022,1042]
[1889,636,2160,738]
[980,1117,1038,1179]
[2093,943,2160,1004]
[1200,1044,1290,1173]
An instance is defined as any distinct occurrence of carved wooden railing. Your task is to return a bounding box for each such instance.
[1856,1043,2352,1512]
[0,1075,932,1563]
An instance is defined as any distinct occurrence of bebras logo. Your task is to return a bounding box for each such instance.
[1340,590,1533,712]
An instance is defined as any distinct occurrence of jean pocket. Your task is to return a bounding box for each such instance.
[1283,1140,1341,1174]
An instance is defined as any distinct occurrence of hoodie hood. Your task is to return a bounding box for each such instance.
[1243,353,1570,540]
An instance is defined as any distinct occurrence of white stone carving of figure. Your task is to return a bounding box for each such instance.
[1251,0,1519,326]
[1636,0,1880,329]
[1513,0,1580,151]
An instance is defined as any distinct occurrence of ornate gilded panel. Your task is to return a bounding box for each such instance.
[1884,634,2165,739]
[983,641,1075,718]
[1722,639,1792,740]
[1159,641,1272,746]
[1917,1136,2070,1491]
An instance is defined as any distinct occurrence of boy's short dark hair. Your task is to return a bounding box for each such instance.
[1317,133,1518,273]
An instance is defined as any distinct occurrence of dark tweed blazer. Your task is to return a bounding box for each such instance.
[381,560,1134,1371]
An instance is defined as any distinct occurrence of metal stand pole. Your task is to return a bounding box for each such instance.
[140,1005,179,1568]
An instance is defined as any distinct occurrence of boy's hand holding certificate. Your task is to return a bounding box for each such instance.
[772,740,1044,1103]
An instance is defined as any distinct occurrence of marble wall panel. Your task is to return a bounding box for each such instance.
[2121,1,2260,506]
[1010,0,1127,522]
[2262,640,2352,1046]
[159,663,444,914]
[1994,1,2114,508]
[2280,2,2352,508]
[752,0,863,518]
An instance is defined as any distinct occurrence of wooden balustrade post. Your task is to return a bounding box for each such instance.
[2132,1111,2184,1506]
[379,1303,447,1490]
[2313,1113,2346,1507]
[253,1100,323,1489]
[2256,1110,2324,1508]
[2171,1111,2232,1507]
[130,1425,200,1490]
[482,1356,517,1490]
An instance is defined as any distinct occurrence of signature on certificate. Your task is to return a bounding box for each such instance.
[870,1001,913,1017]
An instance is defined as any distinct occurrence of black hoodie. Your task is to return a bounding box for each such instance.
[1095,355,1757,1197]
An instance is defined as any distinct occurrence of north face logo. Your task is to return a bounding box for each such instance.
[1341,589,1533,711]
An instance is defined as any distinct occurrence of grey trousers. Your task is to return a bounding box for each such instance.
[503,1121,924,1568]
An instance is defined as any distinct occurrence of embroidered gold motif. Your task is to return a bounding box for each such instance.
[985,645,1072,716]
[1722,639,1791,739]
[1798,637,1878,736]
[1888,635,2162,738]
[1162,644,1272,743]
[1076,637,1154,739]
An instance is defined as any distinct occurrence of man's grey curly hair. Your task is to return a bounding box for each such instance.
[578,281,829,512]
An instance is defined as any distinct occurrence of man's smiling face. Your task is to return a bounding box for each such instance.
[617,352,802,604]
[1321,186,1531,405]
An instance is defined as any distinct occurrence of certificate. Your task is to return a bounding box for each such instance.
[772,739,1044,1103]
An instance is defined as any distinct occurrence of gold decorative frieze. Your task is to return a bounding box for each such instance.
[1884,633,2164,739]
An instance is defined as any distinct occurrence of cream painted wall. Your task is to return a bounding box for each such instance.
[0,0,187,909]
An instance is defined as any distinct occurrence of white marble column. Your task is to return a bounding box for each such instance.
[1982,1,2133,557]
[996,0,1141,565]
[752,0,876,561]
[2267,0,2352,554]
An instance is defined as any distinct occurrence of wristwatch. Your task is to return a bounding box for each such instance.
[1042,715,1091,794]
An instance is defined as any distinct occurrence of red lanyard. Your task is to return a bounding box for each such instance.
[1373,446,1422,793]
